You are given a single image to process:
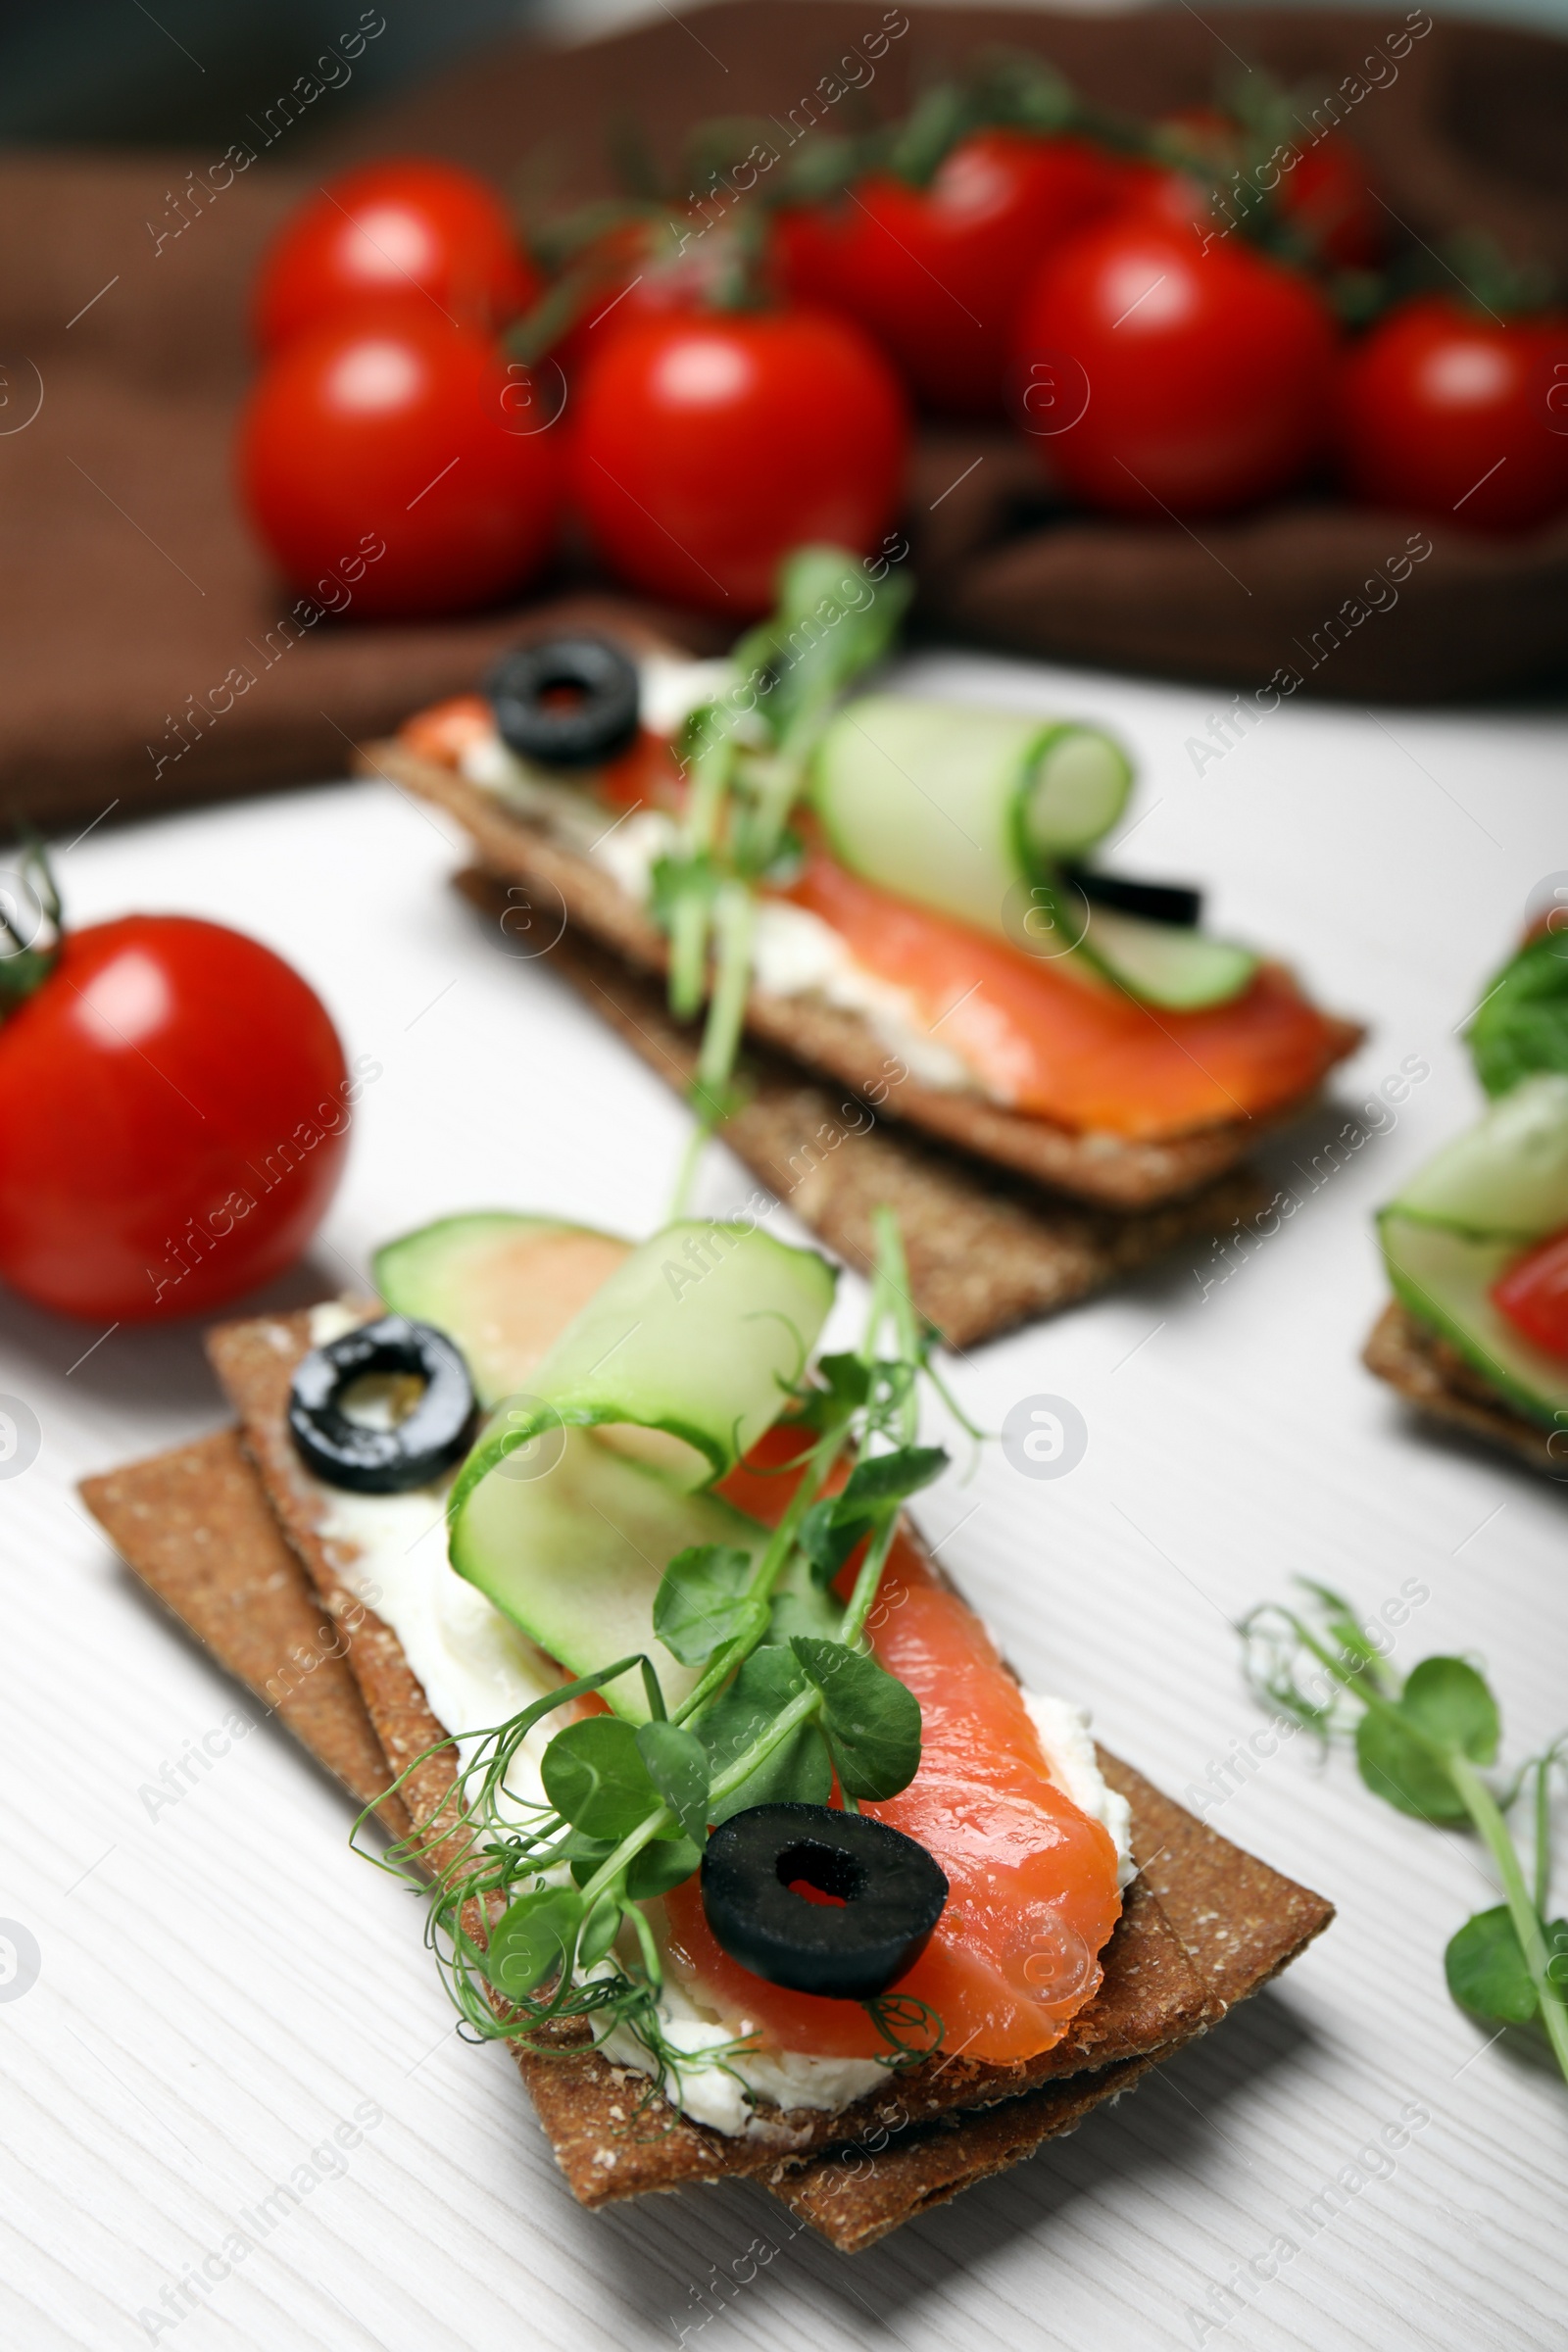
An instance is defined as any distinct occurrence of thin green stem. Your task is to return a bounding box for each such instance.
[696,882,754,1101]
[839,1512,899,1649]
[1448,1754,1568,2087]
[1536,1754,1552,1918]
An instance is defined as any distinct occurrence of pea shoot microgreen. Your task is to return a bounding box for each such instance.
[355,1208,956,2092]
[655,545,911,1212]
[1240,1580,1568,2085]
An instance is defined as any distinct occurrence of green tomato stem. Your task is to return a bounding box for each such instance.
[1447,1752,1568,2088]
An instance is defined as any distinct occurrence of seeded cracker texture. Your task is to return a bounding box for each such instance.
[1363,1298,1565,1476]
[172,1305,1332,2234]
[354,736,1362,1214]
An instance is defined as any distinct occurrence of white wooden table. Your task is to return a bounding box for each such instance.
[3,646,1563,2352]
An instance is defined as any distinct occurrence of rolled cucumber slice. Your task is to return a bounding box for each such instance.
[810,694,1133,932]
[811,695,1255,1009]
[1076,902,1257,1012]
[373,1212,631,1409]
[446,1219,832,1713]
[450,1428,766,1721]
[1380,1212,1568,1431]
[1389,1073,1568,1243]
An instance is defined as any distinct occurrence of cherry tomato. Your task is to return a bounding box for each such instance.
[1011,218,1338,515]
[1151,111,1383,270]
[0,917,352,1323]
[570,309,908,612]
[1338,297,1568,533]
[774,131,1126,416]
[1493,1226,1568,1361]
[549,217,721,381]
[252,158,540,354]
[1276,134,1383,271]
[239,307,563,617]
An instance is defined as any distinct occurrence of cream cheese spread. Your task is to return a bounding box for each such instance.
[458,658,981,1100]
[307,1304,1137,2135]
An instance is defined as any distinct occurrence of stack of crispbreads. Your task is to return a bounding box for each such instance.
[83,1302,1332,2252]
[353,669,1361,1350]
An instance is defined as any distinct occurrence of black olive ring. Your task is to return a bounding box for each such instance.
[485,635,641,769]
[288,1315,475,1494]
[1059,861,1202,928]
[700,1802,949,2002]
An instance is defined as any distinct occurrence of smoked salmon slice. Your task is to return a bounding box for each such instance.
[662,1454,1124,2065]
[785,846,1344,1142]
[399,696,1343,1141]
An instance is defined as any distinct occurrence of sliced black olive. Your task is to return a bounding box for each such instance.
[288,1315,474,1494]
[485,635,640,769]
[700,1802,948,2002]
[1059,861,1202,928]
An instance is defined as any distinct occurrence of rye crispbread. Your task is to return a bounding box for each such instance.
[1363,1299,1567,1478]
[82,1384,1332,2241]
[357,736,1362,1214]
[168,1303,1332,2226]
[460,878,1273,1350]
[80,1428,410,1838]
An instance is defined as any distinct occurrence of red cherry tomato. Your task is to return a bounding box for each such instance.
[1493,1226,1568,1362]
[1150,111,1383,270]
[1338,297,1568,533]
[252,158,540,354]
[774,131,1125,416]
[570,309,909,612]
[1276,134,1383,271]
[0,918,352,1323]
[239,307,563,617]
[1012,218,1338,515]
[549,217,722,381]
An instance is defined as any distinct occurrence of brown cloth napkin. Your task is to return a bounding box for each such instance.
[4,3,1567,835]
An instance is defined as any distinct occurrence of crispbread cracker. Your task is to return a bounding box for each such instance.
[205,1309,1222,2185]
[1363,1299,1565,1476]
[85,1403,1332,2244]
[80,1429,410,1838]
[359,738,1361,1212]
[461,881,1274,1349]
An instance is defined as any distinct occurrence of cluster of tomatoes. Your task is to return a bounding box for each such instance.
[239,113,1568,624]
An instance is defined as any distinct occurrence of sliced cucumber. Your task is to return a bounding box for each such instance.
[1078,903,1257,1011]
[372,1213,632,1410]
[450,1218,832,1525]
[1380,1212,1568,1431]
[450,1429,766,1722]
[811,694,1255,1009]
[1390,1073,1568,1243]
[810,694,1132,935]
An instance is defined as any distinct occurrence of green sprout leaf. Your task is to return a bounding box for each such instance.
[1355,1658,1500,1820]
[697,1644,832,1821]
[838,1446,948,1511]
[485,1886,584,1998]
[635,1719,712,1848]
[626,1836,702,1898]
[790,1635,922,1800]
[541,1717,661,1839]
[578,1892,624,1971]
[1445,1905,1544,2026]
[798,1495,873,1588]
[653,1544,758,1667]
[1466,929,1568,1098]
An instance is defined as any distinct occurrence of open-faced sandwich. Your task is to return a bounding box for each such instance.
[84,1206,1332,2250]
[360,548,1361,1346]
[1366,921,1568,1475]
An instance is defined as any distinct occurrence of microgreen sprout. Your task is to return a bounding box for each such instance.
[356,1209,956,2089]
[654,545,910,1213]
[1239,1580,1568,2085]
